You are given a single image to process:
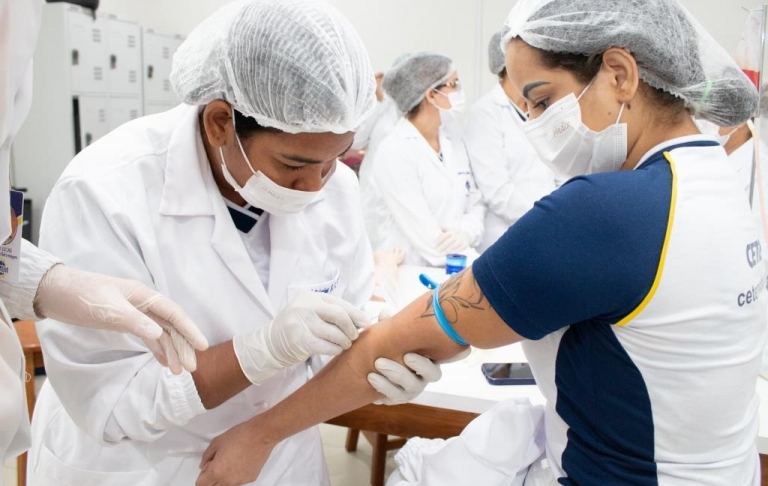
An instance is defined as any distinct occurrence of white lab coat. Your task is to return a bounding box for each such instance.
[358,98,400,249]
[27,104,375,486]
[464,85,556,252]
[373,118,485,266]
[356,97,401,187]
[0,1,64,481]
[385,398,551,486]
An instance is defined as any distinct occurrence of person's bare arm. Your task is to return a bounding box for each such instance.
[196,267,523,486]
[191,342,252,409]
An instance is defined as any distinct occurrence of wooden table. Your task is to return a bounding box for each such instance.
[13,320,43,486]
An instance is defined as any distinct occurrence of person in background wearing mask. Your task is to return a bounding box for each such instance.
[369,52,485,266]
[465,30,556,252]
[193,1,766,485]
[26,2,442,485]
[0,1,209,477]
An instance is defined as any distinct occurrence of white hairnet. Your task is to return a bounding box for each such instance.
[502,0,758,127]
[488,31,506,75]
[170,0,376,134]
[383,52,454,114]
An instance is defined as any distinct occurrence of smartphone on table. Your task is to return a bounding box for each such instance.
[481,362,536,386]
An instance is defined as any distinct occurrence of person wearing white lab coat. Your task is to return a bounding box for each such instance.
[371,52,485,266]
[0,2,208,478]
[27,2,441,485]
[465,31,556,252]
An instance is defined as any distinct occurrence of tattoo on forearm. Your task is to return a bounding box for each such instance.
[419,269,489,323]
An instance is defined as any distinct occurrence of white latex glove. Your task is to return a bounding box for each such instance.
[366,306,471,406]
[233,291,370,385]
[34,264,209,374]
[435,229,472,255]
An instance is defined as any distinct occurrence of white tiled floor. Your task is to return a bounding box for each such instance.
[3,424,396,486]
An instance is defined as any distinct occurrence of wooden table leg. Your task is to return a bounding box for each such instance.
[345,429,360,453]
[370,433,388,486]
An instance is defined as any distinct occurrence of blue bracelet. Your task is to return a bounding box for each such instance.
[432,287,469,346]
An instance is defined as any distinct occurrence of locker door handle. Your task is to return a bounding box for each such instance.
[110,54,117,70]
[147,65,154,79]
[72,49,80,66]
[85,133,93,146]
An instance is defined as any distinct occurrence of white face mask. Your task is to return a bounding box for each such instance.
[523,79,628,177]
[693,118,738,146]
[219,117,319,215]
[432,89,466,125]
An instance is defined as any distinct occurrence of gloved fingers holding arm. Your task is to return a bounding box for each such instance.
[34,264,209,374]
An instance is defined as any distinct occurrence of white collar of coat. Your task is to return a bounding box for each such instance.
[159,105,326,217]
[491,83,514,107]
[160,105,217,217]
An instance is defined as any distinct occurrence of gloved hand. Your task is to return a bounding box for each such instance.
[233,291,371,385]
[365,306,470,406]
[368,347,472,405]
[435,228,472,255]
[34,264,209,374]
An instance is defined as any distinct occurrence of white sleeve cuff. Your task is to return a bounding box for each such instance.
[0,239,61,321]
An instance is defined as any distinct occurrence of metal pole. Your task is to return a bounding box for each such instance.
[749,5,768,209]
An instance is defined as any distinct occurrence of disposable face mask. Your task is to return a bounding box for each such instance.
[522,79,628,177]
[219,116,319,215]
[694,118,738,146]
[433,89,466,125]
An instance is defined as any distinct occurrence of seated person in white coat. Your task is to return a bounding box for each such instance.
[28,2,442,485]
[465,31,556,252]
[370,52,486,266]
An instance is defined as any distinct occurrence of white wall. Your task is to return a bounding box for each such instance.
[95,0,763,107]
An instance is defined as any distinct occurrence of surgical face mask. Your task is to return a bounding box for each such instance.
[432,89,466,125]
[219,117,319,215]
[523,79,628,177]
[694,118,737,146]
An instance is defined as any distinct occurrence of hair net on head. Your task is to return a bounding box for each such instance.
[501,0,758,127]
[170,0,376,134]
[382,52,454,113]
[488,30,506,75]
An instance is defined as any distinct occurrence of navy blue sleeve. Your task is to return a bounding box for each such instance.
[473,160,672,340]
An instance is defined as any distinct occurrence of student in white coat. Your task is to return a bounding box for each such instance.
[0,2,208,478]
[465,31,556,252]
[27,2,441,485]
[371,52,485,266]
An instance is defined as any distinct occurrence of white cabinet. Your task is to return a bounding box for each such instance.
[106,18,142,97]
[108,97,143,131]
[76,95,110,150]
[66,9,108,95]
[142,30,183,108]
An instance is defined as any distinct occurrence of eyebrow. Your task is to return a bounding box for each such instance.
[279,142,354,165]
[522,81,551,100]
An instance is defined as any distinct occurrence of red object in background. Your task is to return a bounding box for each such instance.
[744,69,760,88]
[340,149,364,167]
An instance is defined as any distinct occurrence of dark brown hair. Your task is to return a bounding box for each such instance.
[537,49,686,120]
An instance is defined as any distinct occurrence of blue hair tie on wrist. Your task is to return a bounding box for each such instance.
[432,286,469,346]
